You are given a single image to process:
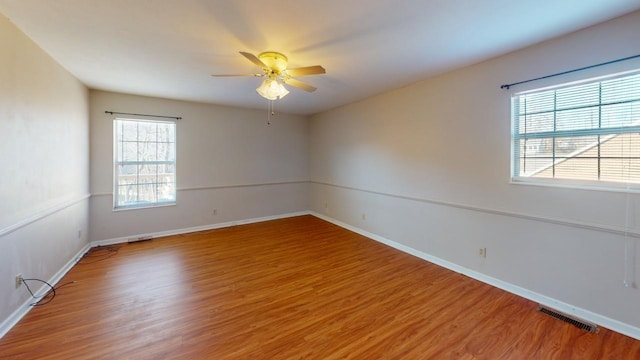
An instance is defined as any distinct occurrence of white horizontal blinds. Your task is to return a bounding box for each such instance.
[114,119,176,209]
[513,70,640,186]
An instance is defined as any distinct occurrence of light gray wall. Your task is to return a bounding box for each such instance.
[0,15,89,325]
[89,91,309,242]
[309,11,640,334]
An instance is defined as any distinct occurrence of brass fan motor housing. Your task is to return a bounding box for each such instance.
[258,52,289,75]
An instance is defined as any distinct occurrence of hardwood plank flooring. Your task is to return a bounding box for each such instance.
[1,215,638,359]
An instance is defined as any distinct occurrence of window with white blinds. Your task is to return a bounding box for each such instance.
[114,118,176,209]
[511,70,640,190]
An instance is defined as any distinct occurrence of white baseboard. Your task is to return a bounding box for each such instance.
[0,242,92,339]
[309,211,640,341]
[91,211,311,247]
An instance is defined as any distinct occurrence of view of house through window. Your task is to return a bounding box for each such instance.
[114,118,176,209]
[511,70,640,189]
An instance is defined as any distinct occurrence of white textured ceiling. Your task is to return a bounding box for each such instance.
[1,0,639,115]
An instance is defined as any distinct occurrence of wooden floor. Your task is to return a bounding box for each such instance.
[1,215,638,359]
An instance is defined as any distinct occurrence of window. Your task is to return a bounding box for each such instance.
[511,70,640,190]
[114,118,176,209]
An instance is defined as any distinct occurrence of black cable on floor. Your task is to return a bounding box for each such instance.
[21,278,56,306]
[78,244,121,264]
[21,278,77,306]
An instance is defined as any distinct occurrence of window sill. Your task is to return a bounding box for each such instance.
[113,202,176,212]
[510,177,639,194]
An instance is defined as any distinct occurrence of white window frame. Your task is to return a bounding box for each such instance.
[510,69,640,192]
[113,118,177,210]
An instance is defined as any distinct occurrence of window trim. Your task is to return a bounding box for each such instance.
[113,117,177,210]
[510,68,640,192]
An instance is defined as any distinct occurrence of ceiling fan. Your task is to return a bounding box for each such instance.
[212,51,326,100]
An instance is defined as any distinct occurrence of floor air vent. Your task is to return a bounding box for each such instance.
[128,236,153,244]
[538,306,599,333]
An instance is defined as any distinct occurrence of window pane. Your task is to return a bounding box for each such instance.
[138,184,157,203]
[553,159,599,180]
[122,142,138,161]
[114,119,176,209]
[158,165,175,179]
[138,122,157,142]
[601,73,640,103]
[122,121,138,141]
[554,136,599,158]
[522,138,553,157]
[600,133,640,184]
[520,157,553,177]
[601,102,640,128]
[115,141,123,162]
[512,70,640,189]
[157,123,174,142]
[555,82,599,110]
[555,107,599,132]
[117,164,138,182]
[600,159,640,183]
[138,164,158,184]
[138,141,157,161]
[519,91,554,114]
[117,172,138,186]
[157,142,174,161]
[118,184,138,205]
[158,182,176,201]
[600,133,640,157]
[520,113,554,134]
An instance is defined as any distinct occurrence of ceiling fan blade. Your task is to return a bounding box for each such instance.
[211,73,263,77]
[239,51,269,70]
[284,78,317,92]
[286,65,326,77]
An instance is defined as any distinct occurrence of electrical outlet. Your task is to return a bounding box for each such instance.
[479,248,487,258]
[77,229,82,238]
[323,202,328,209]
[212,208,218,216]
[362,213,366,221]
[15,274,23,288]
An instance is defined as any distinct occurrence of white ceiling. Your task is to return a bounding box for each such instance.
[1,0,639,115]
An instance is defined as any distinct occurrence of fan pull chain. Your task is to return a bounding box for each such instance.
[267,100,275,125]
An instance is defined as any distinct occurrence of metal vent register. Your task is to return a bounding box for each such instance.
[538,306,599,333]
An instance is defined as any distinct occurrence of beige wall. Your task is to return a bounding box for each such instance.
[89,91,309,242]
[0,14,89,329]
[309,10,640,336]
[2,4,640,341]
